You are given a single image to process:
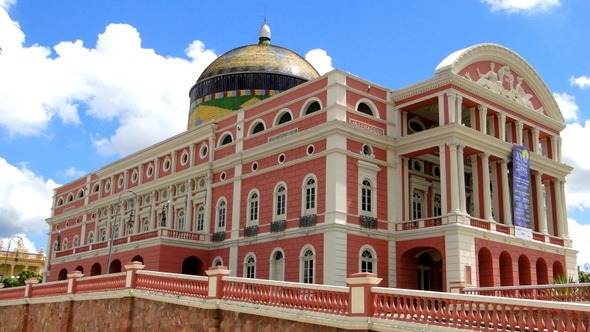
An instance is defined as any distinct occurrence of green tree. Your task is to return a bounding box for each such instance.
[578,266,590,283]
[1,269,41,288]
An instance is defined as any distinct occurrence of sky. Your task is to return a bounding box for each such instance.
[1,0,590,270]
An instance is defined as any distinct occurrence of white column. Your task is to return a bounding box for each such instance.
[531,128,540,154]
[516,121,524,146]
[402,158,410,221]
[534,172,547,234]
[497,113,506,142]
[438,94,446,126]
[438,145,449,215]
[455,94,463,125]
[457,144,467,213]
[490,161,500,222]
[185,180,192,232]
[470,155,480,218]
[478,105,487,134]
[543,179,554,235]
[500,159,512,225]
[447,92,457,124]
[448,143,460,213]
[469,107,477,130]
[481,153,493,221]
[554,179,564,237]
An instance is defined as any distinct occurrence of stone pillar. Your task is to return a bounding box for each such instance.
[516,121,524,146]
[470,155,480,218]
[346,272,382,317]
[531,128,540,154]
[543,179,554,235]
[500,159,512,225]
[534,172,548,234]
[438,145,448,215]
[124,261,145,288]
[24,277,40,298]
[497,113,506,142]
[481,153,493,221]
[206,266,231,299]
[559,180,569,238]
[478,105,488,134]
[402,158,410,221]
[447,92,457,124]
[448,143,460,213]
[457,144,467,213]
[66,270,84,295]
[554,179,565,237]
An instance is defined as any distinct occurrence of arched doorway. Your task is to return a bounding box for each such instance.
[90,263,101,276]
[131,255,144,264]
[109,259,122,274]
[478,248,493,287]
[536,258,548,284]
[182,256,204,276]
[552,261,565,281]
[499,251,513,286]
[518,255,531,285]
[58,268,68,281]
[399,247,444,291]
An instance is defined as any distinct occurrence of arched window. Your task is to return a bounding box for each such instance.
[217,200,227,231]
[303,177,317,215]
[219,133,233,146]
[274,184,287,221]
[301,247,315,284]
[270,249,285,281]
[113,225,120,239]
[87,231,94,244]
[196,205,205,232]
[62,238,69,250]
[57,197,64,206]
[73,235,79,248]
[248,192,259,226]
[412,191,423,220]
[277,112,292,125]
[304,101,321,115]
[361,179,373,215]
[251,122,265,135]
[67,193,74,203]
[176,210,185,231]
[360,247,377,273]
[244,254,256,279]
[213,257,223,267]
[142,218,150,232]
[100,229,106,242]
[357,102,373,116]
[433,194,442,217]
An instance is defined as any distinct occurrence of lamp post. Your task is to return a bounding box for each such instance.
[1,235,23,280]
[106,190,137,274]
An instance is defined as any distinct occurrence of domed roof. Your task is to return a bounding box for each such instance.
[196,44,319,83]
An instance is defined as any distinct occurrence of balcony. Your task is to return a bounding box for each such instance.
[244,225,258,237]
[359,215,378,229]
[270,220,285,233]
[212,231,226,242]
[299,214,316,228]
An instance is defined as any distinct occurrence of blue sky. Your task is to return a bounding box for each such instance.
[1,0,590,269]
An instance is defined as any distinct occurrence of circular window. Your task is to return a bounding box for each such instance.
[362,144,373,156]
[307,145,315,155]
[147,165,154,178]
[408,117,425,133]
[132,170,138,183]
[181,151,189,166]
[117,175,124,188]
[220,172,227,181]
[251,162,259,172]
[163,158,171,172]
[105,180,111,193]
[278,154,286,164]
[200,144,208,159]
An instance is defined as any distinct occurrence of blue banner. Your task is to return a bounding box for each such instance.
[512,145,531,229]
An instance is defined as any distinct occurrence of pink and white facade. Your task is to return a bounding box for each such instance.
[46,43,575,291]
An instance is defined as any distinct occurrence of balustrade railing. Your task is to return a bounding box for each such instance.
[463,283,590,302]
[1,265,589,331]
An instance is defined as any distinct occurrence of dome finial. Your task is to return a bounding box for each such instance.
[259,14,271,45]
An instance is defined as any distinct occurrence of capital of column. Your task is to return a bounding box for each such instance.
[477,104,488,112]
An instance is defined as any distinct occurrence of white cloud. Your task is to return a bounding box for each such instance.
[0,8,218,156]
[62,167,86,179]
[569,218,590,266]
[482,0,560,13]
[0,158,57,251]
[305,49,334,76]
[570,76,590,89]
[0,0,15,10]
[553,92,578,121]
[0,234,39,254]
[562,121,590,210]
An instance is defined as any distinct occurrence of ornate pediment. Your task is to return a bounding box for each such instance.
[462,61,544,114]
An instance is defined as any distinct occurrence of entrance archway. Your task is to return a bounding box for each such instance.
[399,247,444,291]
[109,259,122,274]
[182,256,205,276]
[478,248,493,287]
[90,263,101,276]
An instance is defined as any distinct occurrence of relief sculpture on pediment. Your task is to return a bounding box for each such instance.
[464,62,544,114]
